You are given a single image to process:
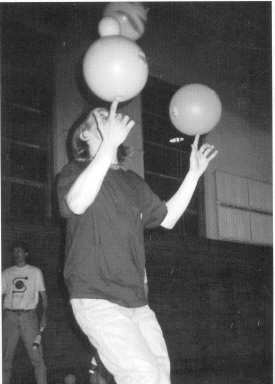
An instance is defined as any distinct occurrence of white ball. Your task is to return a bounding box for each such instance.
[104,2,148,41]
[98,16,121,37]
[169,84,222,136]
[83,36,149,102]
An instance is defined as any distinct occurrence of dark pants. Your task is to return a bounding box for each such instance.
[2,310,47,384]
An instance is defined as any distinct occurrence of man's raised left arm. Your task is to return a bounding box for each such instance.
[161,134,218,229]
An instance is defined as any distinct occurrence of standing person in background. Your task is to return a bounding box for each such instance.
[57,99,218,384]
[2,240,48,384]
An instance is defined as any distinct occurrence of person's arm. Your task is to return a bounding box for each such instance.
[2,272,7,309]
[39,290,47,329]
[2,293,6,311]
[161,135,218,229]
[66,99,135,214]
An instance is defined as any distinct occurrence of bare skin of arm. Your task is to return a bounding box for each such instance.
[39,290,47,329]
[66,99,135,215]
[161,134,218,229]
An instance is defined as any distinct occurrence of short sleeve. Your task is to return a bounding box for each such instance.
[144,269,148,284]
[140,178,168,229]
[36,269,46,292]
[2,271,7,294]
[57,162,82,218]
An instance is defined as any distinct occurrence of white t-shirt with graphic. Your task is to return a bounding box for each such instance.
[2,264,46,310]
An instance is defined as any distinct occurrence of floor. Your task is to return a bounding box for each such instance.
[172,370,272,384]
[13,363,272,384]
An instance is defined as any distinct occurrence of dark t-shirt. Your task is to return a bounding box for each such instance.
[57,161,168,308]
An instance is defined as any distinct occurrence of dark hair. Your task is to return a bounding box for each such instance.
[12,240,29,254]
[71,108,133,166]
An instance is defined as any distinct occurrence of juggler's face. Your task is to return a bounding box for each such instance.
[83,108,109,156]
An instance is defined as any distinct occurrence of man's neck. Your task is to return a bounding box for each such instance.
[16,262,27,268]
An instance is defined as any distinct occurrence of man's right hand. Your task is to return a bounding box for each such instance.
[93,98,135,152]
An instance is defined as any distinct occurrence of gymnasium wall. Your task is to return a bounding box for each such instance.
[53,17,272,244]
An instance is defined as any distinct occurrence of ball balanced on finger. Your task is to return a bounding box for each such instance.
[169,84,222,136]
[83,36,149,102]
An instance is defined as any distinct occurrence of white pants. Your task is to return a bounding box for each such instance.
[71,299,171,384]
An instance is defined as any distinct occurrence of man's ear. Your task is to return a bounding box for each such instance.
[80,131,89,141]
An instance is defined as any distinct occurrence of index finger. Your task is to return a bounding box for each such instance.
[193,134,200,149]
[109,98,119,119]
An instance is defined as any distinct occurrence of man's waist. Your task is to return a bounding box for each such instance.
[5,308,36,312]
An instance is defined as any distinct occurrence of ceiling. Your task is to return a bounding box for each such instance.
[4,2,271,50]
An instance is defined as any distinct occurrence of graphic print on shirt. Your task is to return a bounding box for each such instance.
[12,276,28,295]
